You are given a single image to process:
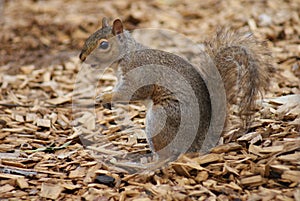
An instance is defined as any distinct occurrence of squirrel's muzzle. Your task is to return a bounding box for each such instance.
[79,52,86,62]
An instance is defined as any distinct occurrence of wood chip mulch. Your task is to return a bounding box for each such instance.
[0,0,299,200]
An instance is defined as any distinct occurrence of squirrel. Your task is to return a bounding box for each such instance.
[79,18,272,159]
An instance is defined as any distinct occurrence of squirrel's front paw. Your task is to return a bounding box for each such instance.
[96,92,113,109]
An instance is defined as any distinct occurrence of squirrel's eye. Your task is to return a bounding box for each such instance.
[99,41,109,49]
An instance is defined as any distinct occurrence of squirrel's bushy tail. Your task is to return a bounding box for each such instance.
[204,28,273,122]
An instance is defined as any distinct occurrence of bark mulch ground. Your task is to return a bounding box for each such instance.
[0,0,299,200]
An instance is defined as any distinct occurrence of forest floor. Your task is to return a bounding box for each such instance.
[0,0,299,200]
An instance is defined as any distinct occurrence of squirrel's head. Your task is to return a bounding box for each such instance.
[79,18,124,62]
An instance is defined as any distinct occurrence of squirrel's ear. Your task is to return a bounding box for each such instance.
[112,19,124,35]
[102,17,109,28]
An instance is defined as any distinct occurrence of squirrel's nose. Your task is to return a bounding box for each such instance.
[79,52,86,62]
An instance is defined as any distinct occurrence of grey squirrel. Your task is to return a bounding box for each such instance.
[79,18,272,158]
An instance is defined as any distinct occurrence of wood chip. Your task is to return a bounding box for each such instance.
[172,164,190,177]
[26,113,38,122]
[40,183,64,200]
[60,182,82,190]
[240,175,264,185]
[0,184,15,194]
[46,97,71,105]
[260,145,284,153]
[211,143,242,153]
[16,178,29,189]
[13,114,24,122]
[195,171,209,182]
[278,152,300,162]
[69,167,86,178]
[36,119,51,128]
[281,170,300,183]
[237,132,260,142]
[196,153,221,164]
